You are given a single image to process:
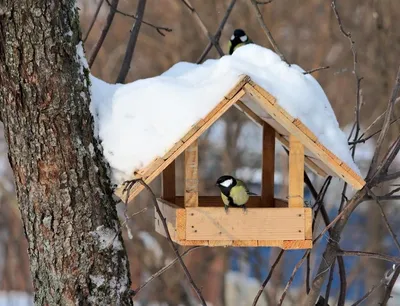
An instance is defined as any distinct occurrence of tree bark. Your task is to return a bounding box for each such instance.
[0,1,133,305]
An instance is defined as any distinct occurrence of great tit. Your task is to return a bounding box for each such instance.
[216,175,256,213]
[228,29,253,55]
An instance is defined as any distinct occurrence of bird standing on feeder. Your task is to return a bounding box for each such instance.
[216,175,256,213]
[228,29,253,55]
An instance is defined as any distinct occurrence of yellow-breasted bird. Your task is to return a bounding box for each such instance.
[216,175,256,213]
[228,29,253,55]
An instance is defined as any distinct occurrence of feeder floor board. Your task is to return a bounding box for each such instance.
[155,199,313,249]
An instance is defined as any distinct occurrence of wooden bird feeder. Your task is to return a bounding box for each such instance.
[115,75,365,250]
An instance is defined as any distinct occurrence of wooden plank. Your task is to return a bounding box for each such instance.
[176,208,186,240]
[282,240,312,249]
[293,119,318,142]
[136,158,164,178]
[235,101,264,125]
[304,208,313,240]
[182,120,205,142]
[232,240,258,247]
[208,240,233,247]
[262,122,275,207]
[162,161,176,203]
[236,99,328,177]
[154,199,182,241]
[225,75,250,99]
[184,141,199,207]
[164,140,184,159]
[288,135,305,208]
[114,88,246,203]
[176,240,209,246]
[186,207,305,241]
[257,240,312,249]
[176,196,282,208]
[244,83,365,190]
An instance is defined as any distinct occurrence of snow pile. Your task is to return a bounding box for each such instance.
[90,44,361,184]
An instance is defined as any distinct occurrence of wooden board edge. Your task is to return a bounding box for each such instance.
[304,208,313,240]
[244,83,365,190]
[115,88,246,203]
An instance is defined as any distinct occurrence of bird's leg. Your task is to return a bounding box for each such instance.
[224,205,229,214]
[242,205,247,214]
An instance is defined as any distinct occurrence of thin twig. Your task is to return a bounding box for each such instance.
[181,0,224,56]
[350,283,383,306]
[83,0,105,43]
[303,66,330,75]
[196,0,237,63]
[249,0,288,63]
[131,246,204,297]
[116,0,146,83]
[89,0,119,68]
[367,187,400,252]
[104,0,172,36]
[367,66,400,180]
[131,179,207,305]
[324,261,335,306]
[381,266,400,305]
[279,250,310,306]
[252,249,284,306]
[337,250,400,264]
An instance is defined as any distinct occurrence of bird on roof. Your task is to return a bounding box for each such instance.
[228,29,253,55]
[216,175,256,213]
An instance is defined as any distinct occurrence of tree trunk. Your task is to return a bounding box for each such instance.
[0,1,133,305]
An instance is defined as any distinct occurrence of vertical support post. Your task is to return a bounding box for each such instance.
[162,161,176,203]
[261,122,275,207]
[288,135,305,208]
[184,140,198,207]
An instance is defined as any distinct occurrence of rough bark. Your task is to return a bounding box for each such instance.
[0,1,133,305]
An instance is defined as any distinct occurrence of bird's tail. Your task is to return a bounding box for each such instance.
[247,191,257,196]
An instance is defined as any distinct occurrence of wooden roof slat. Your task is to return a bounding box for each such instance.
[244,82,365,190]
[115,80,247,203]
[114,74,365,203]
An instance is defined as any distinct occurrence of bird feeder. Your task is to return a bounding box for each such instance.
[115,75,365,249]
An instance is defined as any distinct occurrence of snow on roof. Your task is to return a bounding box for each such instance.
[90,44,361,184]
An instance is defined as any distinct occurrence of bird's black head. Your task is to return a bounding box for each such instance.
[216,175,237,189]
[228,29,250,55]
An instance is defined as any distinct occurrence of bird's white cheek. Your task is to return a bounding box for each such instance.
[240,35,248,42]
[220,179,233,187]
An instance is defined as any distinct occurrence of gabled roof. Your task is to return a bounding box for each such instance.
[115,75,365,203]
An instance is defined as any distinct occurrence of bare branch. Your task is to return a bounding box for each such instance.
[331,0,363,161]
[279,250,310,305]
[249,0,288,63]
[252,249,284,306]
[83,0,105,43]
[116,0,146,83]
[379,170,400,183]
[382,266,400,305]
[367,66,400,179]
[131,246,204,297]
[181,0,224,56]
[196,0,237,63]
[125,179,207,305]
[89,0,119,68]
[104,0,172,36]
[351,282,383,306]
[303,66,330,75]
[368,187,400,252]
[324,261,335,305]
[337,250,400,264]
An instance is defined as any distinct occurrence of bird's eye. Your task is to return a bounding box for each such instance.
[230,34,235,40]
[240,35,248,42]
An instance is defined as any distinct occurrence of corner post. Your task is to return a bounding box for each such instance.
[261,122,275,207]
[184,140,199,207]
[162,161,176,203]
[288,135,304,208]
